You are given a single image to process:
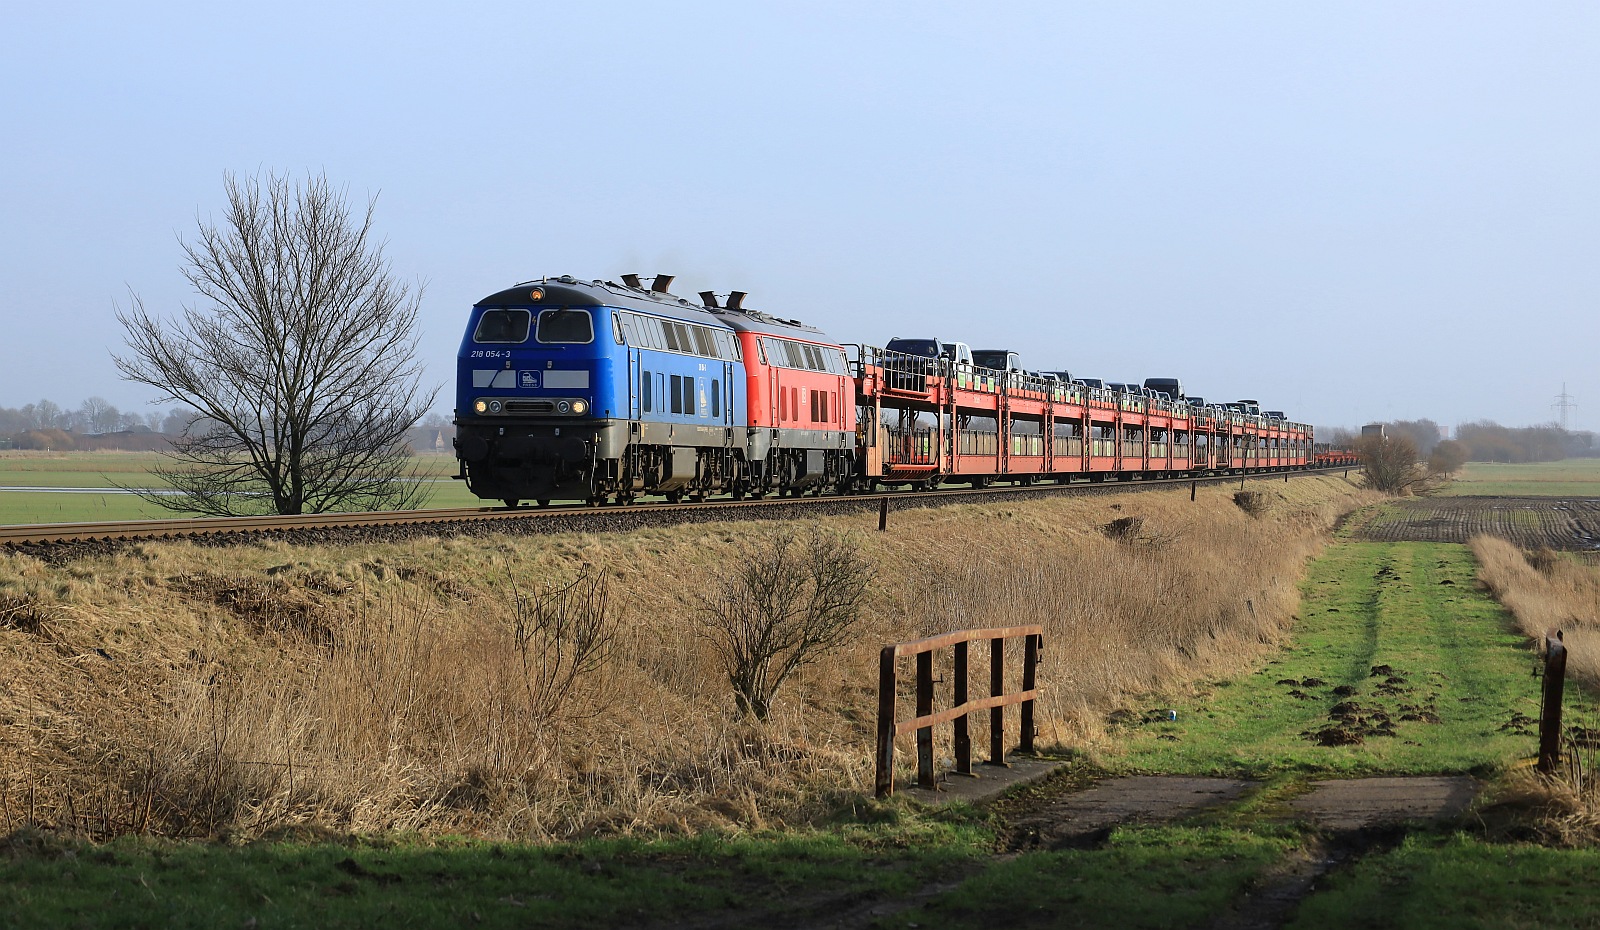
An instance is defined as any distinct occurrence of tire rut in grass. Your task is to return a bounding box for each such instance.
[1207,828,1411,930]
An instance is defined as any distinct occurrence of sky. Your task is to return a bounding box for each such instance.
[1,1,1596,433]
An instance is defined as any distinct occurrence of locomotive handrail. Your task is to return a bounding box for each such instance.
[875,624,1043,798]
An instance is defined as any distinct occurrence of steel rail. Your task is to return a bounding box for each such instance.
[0,466,1354,549]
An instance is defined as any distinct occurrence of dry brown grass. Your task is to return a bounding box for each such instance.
[1472,536,1600,684]
[1472,535,1600,841]
[0,476,1374,841]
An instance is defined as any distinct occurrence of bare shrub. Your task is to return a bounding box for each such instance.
[508,568,617,722]
[1357,433,1423,493]
[696,526,873,720]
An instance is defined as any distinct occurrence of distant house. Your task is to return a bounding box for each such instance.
[1361,423,1386,439]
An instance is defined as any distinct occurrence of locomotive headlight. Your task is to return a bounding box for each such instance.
[488,400,504,414]
[474,399,488,414]
[557,401,571,414]
[529,286,544,301]
[571,400,588,415]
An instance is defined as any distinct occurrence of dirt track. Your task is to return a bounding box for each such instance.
[1349,496,1600,550]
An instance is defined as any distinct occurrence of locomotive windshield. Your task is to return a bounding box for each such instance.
[536,309,594,344]
[473,309,530,343]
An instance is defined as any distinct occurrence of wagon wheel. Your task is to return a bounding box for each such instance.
[503,499,521,509]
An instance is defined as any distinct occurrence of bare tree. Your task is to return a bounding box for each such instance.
[115,171,437,516]
[28,400,63,430]
[1356,432,1422,493]
[696,526,874,720]
[1428,439,1468,477]
[79,396,119,434]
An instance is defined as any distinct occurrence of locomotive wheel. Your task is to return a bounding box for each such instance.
[537,498,552,508]
[503,499,521,508]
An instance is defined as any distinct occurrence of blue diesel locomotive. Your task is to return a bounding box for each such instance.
[453,275,750,506]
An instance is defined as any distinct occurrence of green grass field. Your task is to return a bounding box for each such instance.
[1438,459,1600,497]
[1097,541,1573,778]
[0,451,479,525]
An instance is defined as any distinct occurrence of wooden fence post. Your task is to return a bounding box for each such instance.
[1538,630,1568,775]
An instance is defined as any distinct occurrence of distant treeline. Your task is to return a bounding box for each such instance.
[1323,419,1597,463]
[0,398,454,452]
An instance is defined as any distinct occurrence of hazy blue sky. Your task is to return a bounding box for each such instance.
[2,2,1595,432]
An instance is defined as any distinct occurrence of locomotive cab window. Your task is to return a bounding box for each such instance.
[473,309,531,343]
[535,309,594,344]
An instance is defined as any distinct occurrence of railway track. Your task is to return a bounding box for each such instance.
[0,468,1354,560]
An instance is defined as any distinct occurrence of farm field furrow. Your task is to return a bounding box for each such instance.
[1349,497,1600,550]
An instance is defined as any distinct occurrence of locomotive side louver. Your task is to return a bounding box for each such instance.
[651,274,674,293]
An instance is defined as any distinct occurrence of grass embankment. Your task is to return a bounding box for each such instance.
[0,474,1374,842]
[1437,459,1600,498]
[0,451,477,524]
[5,513,1599,927]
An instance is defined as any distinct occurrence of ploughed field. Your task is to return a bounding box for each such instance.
[1348,497,1600,551]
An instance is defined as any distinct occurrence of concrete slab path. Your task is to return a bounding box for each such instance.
[1289,775,1480,830]
[1006,775,1257,849]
